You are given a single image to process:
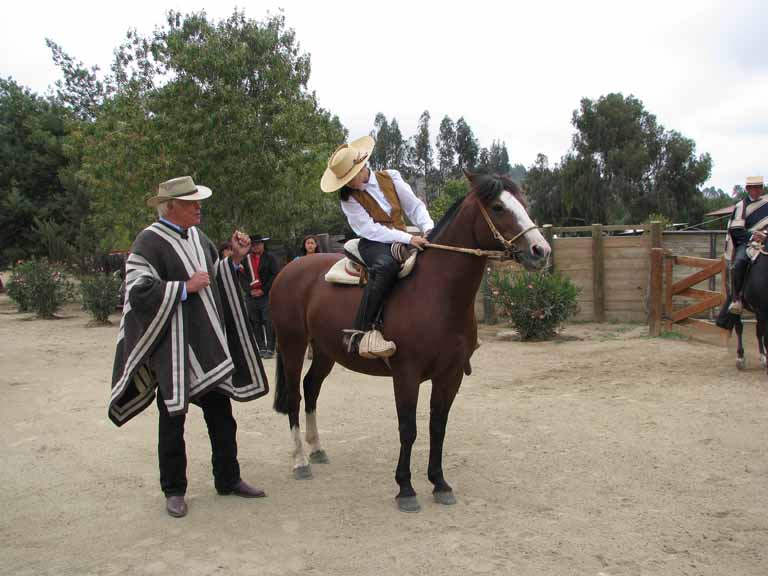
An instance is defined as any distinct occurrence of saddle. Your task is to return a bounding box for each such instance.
[324,239,418,286]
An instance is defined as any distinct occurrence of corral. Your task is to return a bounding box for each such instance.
[2,293,767,576]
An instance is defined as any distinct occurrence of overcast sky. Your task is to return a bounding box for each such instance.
[2,0,766,194]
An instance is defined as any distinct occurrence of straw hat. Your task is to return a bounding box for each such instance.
[746,176,764,187]
[320,136,375,193]
[146,176,212,207]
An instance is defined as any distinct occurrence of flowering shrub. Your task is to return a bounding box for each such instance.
[6,259,75,318]
[489,268,579,341]
[80,273,121,323]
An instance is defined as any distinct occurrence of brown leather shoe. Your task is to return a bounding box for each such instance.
[166,495,187,518]
[220,479,266,498]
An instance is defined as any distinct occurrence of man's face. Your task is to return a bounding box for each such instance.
[166,200,201,228]
[346,167,370,191]
[747,185,763,201]
[251,242,265,255]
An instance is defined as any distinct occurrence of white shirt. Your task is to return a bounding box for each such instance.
[340,169,434,244]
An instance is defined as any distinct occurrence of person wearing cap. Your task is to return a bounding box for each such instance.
[727,175,767,314]
[109,176,270,518]
[321,136,434,358]
[242,234,279,358]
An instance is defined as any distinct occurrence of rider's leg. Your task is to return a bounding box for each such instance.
[729,244,749,314]
[347,239,400,357]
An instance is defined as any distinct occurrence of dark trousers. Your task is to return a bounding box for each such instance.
[157,389,240,496]
[247,295,274,352]
[732,243,749,298]
[354,239,401,331]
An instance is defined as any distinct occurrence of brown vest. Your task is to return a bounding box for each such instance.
[350,171,407,232]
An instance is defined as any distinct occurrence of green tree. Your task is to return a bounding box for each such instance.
[435,115,456,187]
[54,10,347,249]
[454,117,479,171]
[413,110,433,194]
[0,78,73,266]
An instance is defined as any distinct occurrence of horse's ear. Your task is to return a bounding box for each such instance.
[463,168,478,183]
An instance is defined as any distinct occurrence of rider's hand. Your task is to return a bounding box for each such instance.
[186,271,210,294]
[753,231,767,243]
[410,235,429,251]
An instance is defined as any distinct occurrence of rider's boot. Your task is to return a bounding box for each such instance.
[729,264,746,315]
[344,267,397,359]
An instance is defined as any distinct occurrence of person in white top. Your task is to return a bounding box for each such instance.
[320,136,434,358]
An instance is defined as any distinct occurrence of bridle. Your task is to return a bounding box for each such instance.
[425,197,540,261]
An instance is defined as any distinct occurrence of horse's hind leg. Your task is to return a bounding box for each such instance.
[303,348,335,464]
[273,340,313,480]
[757,318,768,370]
[735,317,745,370]
[428,369,463,506]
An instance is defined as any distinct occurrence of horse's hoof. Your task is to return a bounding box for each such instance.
[433,490,457,505]
[396,496,421,513]
[292,465,313,480]
[737,357,746,371]
[309,450,329,464]
[761,354,767,368]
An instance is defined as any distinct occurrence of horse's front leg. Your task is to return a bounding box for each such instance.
[428,369,462,506]
[757,318,768,370]
[392,374,421,513]
[735,316,745,370]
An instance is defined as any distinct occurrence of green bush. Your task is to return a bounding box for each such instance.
[489,269,579,340]
[6,259,75,318]
[80,274,121,323]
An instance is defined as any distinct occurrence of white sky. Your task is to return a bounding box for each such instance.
[2,0,766,194]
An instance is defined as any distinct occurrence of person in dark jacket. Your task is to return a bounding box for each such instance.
[243,234,279,357]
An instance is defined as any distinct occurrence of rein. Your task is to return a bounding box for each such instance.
[425,200,539,260]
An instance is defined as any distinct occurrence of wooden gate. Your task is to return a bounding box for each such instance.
[649,248,727,336]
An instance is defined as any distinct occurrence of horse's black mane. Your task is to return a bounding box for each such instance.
[427,174,522,242]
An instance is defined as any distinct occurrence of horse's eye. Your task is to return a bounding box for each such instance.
[491,204,505,213]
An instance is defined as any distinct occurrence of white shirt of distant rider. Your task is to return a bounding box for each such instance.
[340,169,434,245]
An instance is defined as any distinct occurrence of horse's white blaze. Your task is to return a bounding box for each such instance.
[499,190,550,256]
[291,425,309,469]
[305,411,322,454]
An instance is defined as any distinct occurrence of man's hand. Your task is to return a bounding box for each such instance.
[186,271,210,294]
[410,235,429,251]
[230,230,251,263]
[753,230,767,244]
[250,288,264,298]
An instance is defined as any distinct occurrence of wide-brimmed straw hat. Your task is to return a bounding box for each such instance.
[746,176,764,187]
[146,176,213,207]
[320,136,375,193]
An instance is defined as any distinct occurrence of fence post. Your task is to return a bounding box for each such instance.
[592,223,605,322]
[650,221,662,249]
[649,247,664,336]
[542,224,554,272]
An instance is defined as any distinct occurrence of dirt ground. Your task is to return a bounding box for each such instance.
[2,292,768,576]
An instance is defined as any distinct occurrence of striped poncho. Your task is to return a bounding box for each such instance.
[109,222,268,426]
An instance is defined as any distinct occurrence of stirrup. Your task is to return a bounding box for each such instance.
[358,329,396,359]
[342,329,365,354]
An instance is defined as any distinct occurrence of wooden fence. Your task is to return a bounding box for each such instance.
[479,223,729,325]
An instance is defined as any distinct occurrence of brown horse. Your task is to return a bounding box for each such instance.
[270,171,551,512]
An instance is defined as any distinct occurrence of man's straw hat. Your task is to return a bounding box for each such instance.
[147,176,212,207]
[746,176,764,187]
[320,136,375,193]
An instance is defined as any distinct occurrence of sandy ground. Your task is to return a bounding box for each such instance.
[2,292,768,576]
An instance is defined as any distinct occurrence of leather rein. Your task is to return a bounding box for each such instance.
[424,201,539,261]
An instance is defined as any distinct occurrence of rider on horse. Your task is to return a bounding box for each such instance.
[320,136,434,358]
[727,175,767,315]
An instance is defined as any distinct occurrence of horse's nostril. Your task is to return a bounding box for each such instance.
[532,244,545,258]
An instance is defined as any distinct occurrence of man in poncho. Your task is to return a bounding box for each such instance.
[109,176,269,518]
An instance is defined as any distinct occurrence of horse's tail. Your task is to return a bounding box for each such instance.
[273,347,291,414]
